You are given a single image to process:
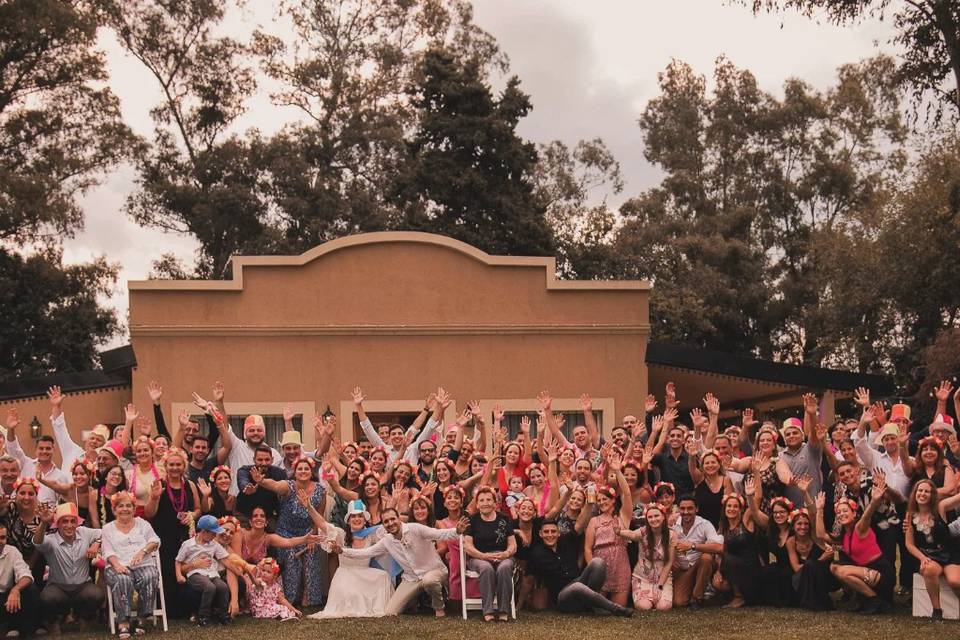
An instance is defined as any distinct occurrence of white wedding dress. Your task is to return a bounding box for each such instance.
[309,528,395,618]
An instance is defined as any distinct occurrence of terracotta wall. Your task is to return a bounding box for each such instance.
[128,233,651,443]
[0,386,131,460]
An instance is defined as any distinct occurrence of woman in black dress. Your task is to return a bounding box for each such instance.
[906,478,960,619]
[144,447,200,618]
[747,473,796,607]
[717,492,763,607]
[786,504,835,611]
[689,447,734,529]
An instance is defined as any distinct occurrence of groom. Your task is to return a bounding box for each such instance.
[330,508,468,617]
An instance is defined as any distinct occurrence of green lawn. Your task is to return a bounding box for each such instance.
[55,602,943,640]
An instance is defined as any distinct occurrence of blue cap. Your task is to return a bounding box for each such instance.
[196,514,225,534]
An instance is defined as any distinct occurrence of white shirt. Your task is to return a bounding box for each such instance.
[225,431,282,496]
[854,434,910,500]
[101,517,160,567]
[341,522,457,581]
[359,418,438,465]
[672,516,723,569]
[50,413,85,474]
[0,545,32,592]
[5,436,71,505]
[175,537,229,579]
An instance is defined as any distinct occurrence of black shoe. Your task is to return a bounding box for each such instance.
[196,618,210,628]
[858,596,881,615]
[614,605,634,617]
[216,614,231,626]
[689,598,701,611]
[932,608,943,621]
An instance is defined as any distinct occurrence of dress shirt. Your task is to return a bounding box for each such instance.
[672,516,723,569]
[341,522,457,581]
[36,526,101,585]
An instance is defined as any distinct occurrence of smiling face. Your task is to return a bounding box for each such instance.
[667,428,684,450]
[393,464,411,484]
[528,467,544,487]
[347,512,366,531]
[435,462,452,483]
[134,441,153,464]
[835,502,855,526]
[920,443,940,466]
[71,464,90,488]
[57,514,79,539]
[723,497,742,522]
[389,426,405,448]
[443,489,463,512]
[792,513,810,536]
[250,507,268,530]
[837,463,859,488]
[412,500,430,523]
[191,438,209,463]
[567,489,585,512]
[105,466,123,489]
[575,459,592,482]
[840,441,856,462]
[701,453,720,476]
[772,503,790,526]
[218,521,236,545]
[881,434,899,455]
[559,448,575,468]
[114,496,135,521]
[381,510,401,535]
[363,477,380,498]
[346,460,364,482]
[244,422,265,446]
[622,465,638,488]
[504,444,521,465]
[783,427,803,449]
[342,445,357,463]
[15,483,36,509]
[0,461,17,488]
[153,436,168,458]
[597,492,614,514]
[517,498,536,521]
[282,444,301,464]
[758,431,776,455]
[214,471,231,492]
[165,455,185,479]
[572,426,589,448]
[36,439,54,463]
[370,451,387,472]
[254,450,272,471]
[476,490,496,515]
[645,507,665,528]
[418,442,436,464]
[293,460,313,482]
[915,481,933,506]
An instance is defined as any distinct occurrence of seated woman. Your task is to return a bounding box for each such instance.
[815,473,894,614]
[786,497,835,611]
[746,474,796,607]
[464,486,517,622]
[617,503,675,611]
[310,499,394,618]
[100,491,161,639]
[906,477,960,619]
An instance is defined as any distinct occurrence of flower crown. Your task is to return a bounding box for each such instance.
[653,481,675,495]
[834,497,859,514]
[918,436,943,451]
[359,471,381,486]
[644,503,666,519]
[770,497,795,513]
[525,463,546,478]
[109,490,135,509]
[293,454,316,469]
[71,458,96,476]
[162,446,188,465]
[370,445,389,457]
[218,515,240,530]
[12,477,39,493]
[443,484,466,499]
[722,493,745,509]
[209,465,231,483]
[596,484,618,499]
[133,435,155,449]
[257,557,281,575]
[788,507,809,524]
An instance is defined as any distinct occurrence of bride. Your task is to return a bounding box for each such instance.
[310,499,395,618]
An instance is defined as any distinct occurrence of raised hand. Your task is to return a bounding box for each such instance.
[283,404,295,423]
[493,403,505,423]
[5,409,19,432]
[351,386,365,405]
[177,408,190,428]
[547,442,559,463]
[870,401,888,425]
[38,502,54,525]
[250,467,264,485]
[579,393,593,411]
[425,393,438,412]
[456,409,471,428]
[191,392,209,412]
[553,413,566,432]
[744,475,756,497]
[794,474,812,494]
[872,469,887,497]
[948,434,960,456]
[853,387,870,408]
[436,387,452,409]
[147,381,163,404]
[467,401,481,417]
[212,381,224,402]
[860,406,875,425]
[296,487,313,509]
[741,408,757,428]
[689,407,705,428]
[802,393,818,416]
[703,393,720,417]
[685,439,698,456]
[665,382,679,409]
[644,394,658,414]
[124,403,139,424]
[537,390,553,412]
[519,415,531,436]
[651,415,664,434]
[814,491,825,510]
[47,385,64,408]
[149,480,163,501]
[197,479,212,498]
[934,379,954,403]
[815,423,828,443]
[662,407,678,424]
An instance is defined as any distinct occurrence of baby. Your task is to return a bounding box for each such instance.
[245,558,300,620]
[505,475,526,519]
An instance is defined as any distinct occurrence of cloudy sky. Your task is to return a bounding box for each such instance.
[64,0,892,339]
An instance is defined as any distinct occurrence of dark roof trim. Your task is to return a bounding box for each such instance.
[646,342,895,395]
[0,344,136,402]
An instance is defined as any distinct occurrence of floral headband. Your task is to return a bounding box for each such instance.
[788,507,809,524]
[293,454,316,469]
[918,436,944,451]
[257,557,281,575]
[722,492,746,509]
[525,463,546,478]
[71,458,95,476]
[134,435,155,449]
[209,465,231,483]
[12,477,39,493]
[162,446,188,465]
[218,515,240,530]
[644,503,665,519]
[443,484,466,499]
[770,497,795,513]
[834,497,859,514]
[596,484,618,499]
[109,491,135,509]
[370,445,389,458]
[653,481,675,495]
[359,471,381,486]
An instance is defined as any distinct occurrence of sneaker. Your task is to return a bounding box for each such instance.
[932,608,944,621]
[703,585,717,600]
[896,586,911,597]
[196,618,210,628]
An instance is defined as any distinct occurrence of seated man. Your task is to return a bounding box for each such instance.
[0,523,38,638]
[34,503,104,633]
[527,519,632,616]
[175,515,231,626]
[672,494,723,608]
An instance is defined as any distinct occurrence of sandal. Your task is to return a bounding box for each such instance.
[118,623,131,640]
[497,612,510,621]
[483,614,495,622]
[862,569,881,588]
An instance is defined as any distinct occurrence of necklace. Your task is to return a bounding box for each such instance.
[166,479,188,513]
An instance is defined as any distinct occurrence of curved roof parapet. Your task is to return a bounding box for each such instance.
[128,231,650,292]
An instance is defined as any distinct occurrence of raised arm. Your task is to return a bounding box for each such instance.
[250,467,290,497]
[745,474,770,530]
[538,391,571,448]
[4,410,30,470]
[352,386,386,448]
[933,380,953,419]
[322,462,359,501]
[687,441,703,486]
[703,393,720,449]
[580,394,601,449]
[148,381,171,440]
[802,394,820,449]
[47,386,83,466]
[856,478,887,538]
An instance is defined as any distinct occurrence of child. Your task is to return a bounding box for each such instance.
[246,557,301,619]
[505,475,526,519]
[175,514,231,626]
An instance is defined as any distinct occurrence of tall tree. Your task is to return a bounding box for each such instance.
[740,0,960,121]
[104,0,264,278]
[0,0,131,378]
[392,48,553,256]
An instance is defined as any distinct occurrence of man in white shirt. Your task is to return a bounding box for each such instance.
[0,523,38,637]
[353,387,447,464]
[332,508,467,616]
[46,386,108,473]
[671,494,723,608]
[3,410,70,505]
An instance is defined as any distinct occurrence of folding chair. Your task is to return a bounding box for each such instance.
[106,554,169,634]
[457,534,516,620]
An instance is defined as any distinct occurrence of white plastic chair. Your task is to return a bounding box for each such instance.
[106,554,169,634]
[458,534,516,620]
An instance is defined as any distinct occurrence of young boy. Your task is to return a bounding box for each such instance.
[175,515,231,626]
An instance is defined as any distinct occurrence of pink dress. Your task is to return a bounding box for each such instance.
[247,579,297,619]
[592,516,630,593]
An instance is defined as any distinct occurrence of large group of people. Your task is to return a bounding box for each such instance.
[1,378,959,636]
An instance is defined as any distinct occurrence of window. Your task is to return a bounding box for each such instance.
[501,410,602,440]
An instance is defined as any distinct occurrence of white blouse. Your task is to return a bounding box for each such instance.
[101,517,161,567]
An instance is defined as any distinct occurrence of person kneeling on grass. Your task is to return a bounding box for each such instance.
[175,515,231,626]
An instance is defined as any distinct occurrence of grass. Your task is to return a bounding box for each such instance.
[55,600,942,640]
